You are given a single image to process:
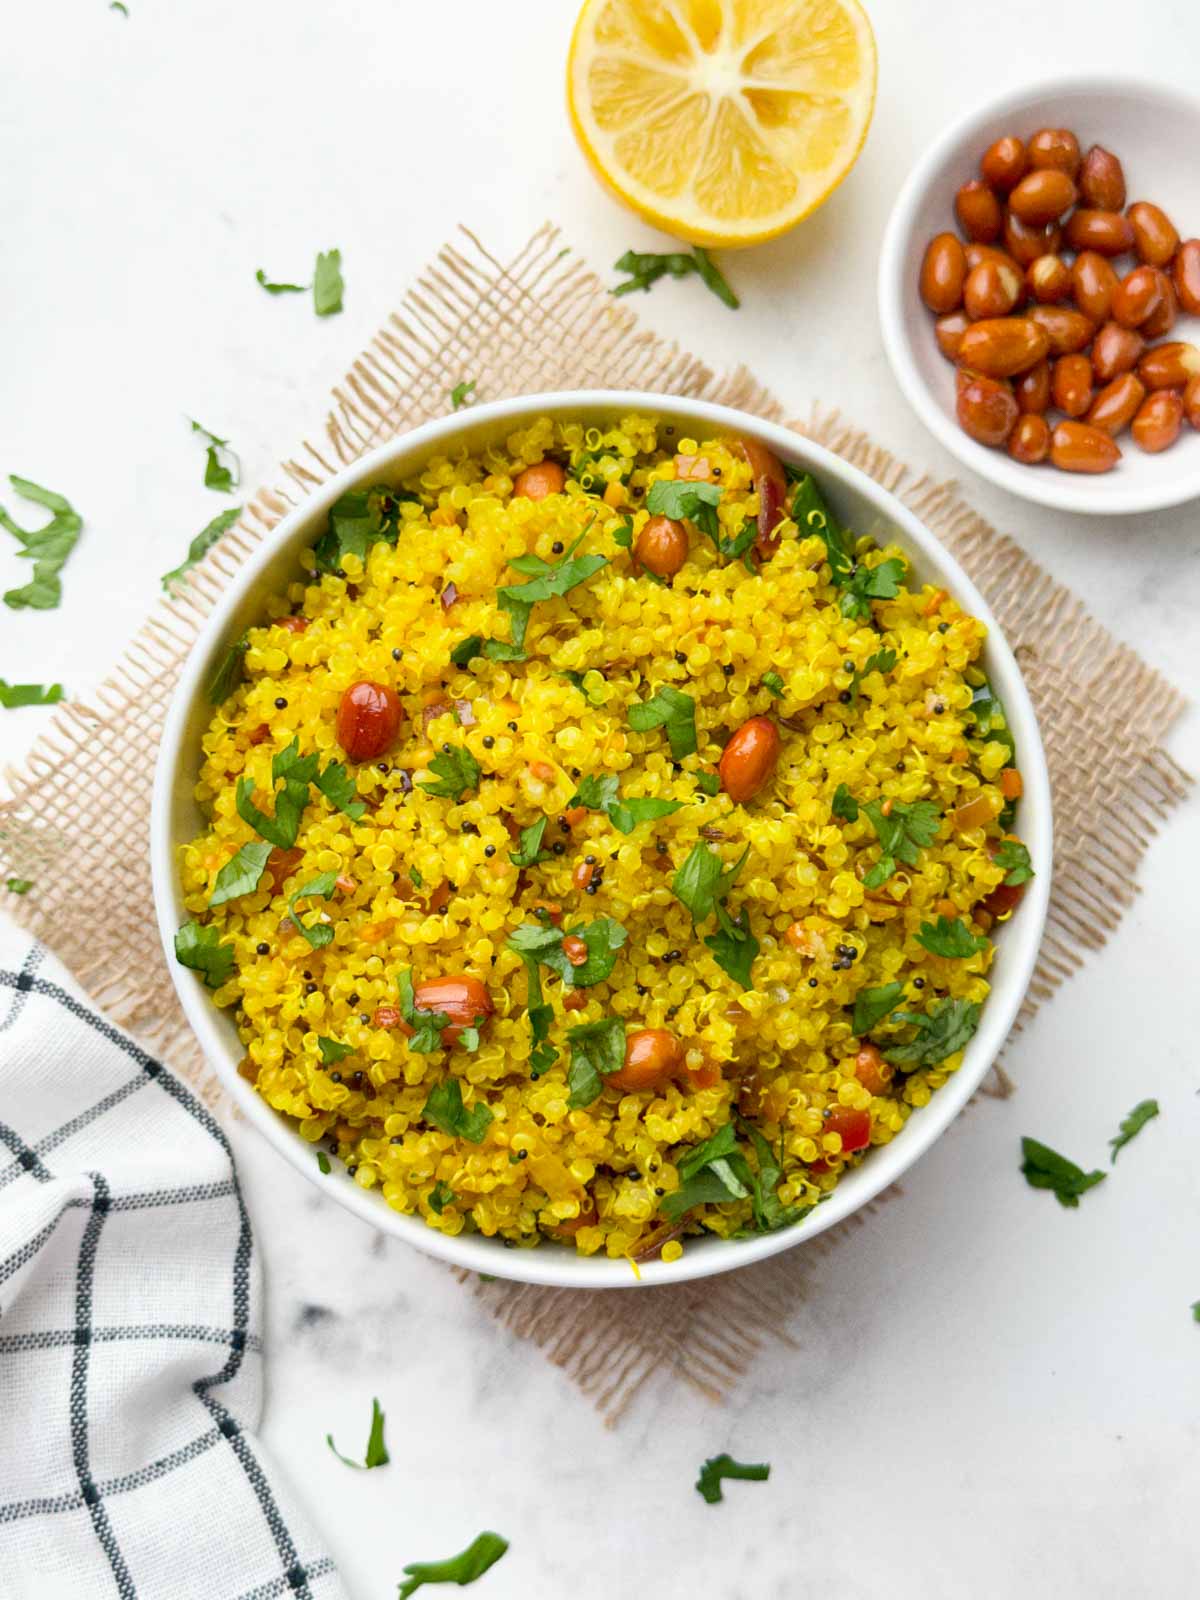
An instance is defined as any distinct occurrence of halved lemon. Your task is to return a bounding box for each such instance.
[568,0,877,248]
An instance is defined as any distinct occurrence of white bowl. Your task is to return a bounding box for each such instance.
[152,391,1053,1289]
[879,74,1200,516]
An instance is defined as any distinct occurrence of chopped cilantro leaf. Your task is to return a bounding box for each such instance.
[627,684,697,759]
[317,1151,331,1174]
[207,635,248,705]
[509,816,552,868]
[428,1180,457,1214]
[849,647,897,706]
[611,517,633,549]
[174,921,235,989]
[566,1016,626,1108]
[1191,1302,1200,1324]
[852,982,904,1035]
[0,475,84,611]
[695,771,720,796]
[507,914,626,988]
[831,784,858,822]
[161,506,242,593]
[969,679,1016,766]
[1020,1137,1106,1208]
[840,556,907,622]
[612,246,738,309]
[256,268,309,295]
[497,550,607,608]
[645,478,724,548]
[569,771,682,835]
[317,1036,354,1066]
[188,418,240,494]
[508,940,558,1078]
[422,1076,493,1142]
[287,872,337,948]
[915,915,988,959]
[419,745,481,801]
[0,680,64,709]
[312,483,415,574]
[696,1454,770,1504]
[741,1122,810,1233]
[569,772,620,812]
[6,878,33,895]
[886,998,981,1065]
[661,1124,749,1220]
[325,1397,389,1470]
[790,472,853,585]
[993,839,1034,887]
[397,1532,509,1599]
[396,968,452,1054]
[861,797,940,888]
[705,907,758,989]
[762,672,785,699]
[209,839,273,907]
[313,248,344,316]
[236,737,317,848]
[450,635,484,668]
[671,842,748,925]
[313,758,365,820]
[1109,1098,1159,1162]
[449,380,476,410]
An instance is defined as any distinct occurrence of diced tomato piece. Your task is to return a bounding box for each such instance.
[823,1104,871,1153]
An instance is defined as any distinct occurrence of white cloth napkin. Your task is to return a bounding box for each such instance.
[0,922,346,1599]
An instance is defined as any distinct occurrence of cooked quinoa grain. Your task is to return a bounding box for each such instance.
[177,415,1033,1261]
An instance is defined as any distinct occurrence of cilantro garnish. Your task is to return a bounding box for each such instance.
[849,647,897,706]
[0,475,84,611]
[612,246,739,309]
[852,983,905,1034]
[831,784,858,822]
[188,418,240,494]
[6,878,33,895]
[509,816,552,868]
[449,380,476,410]
[313,758,365,820]
[704,906,759,989]
[312,484,416,574]
[790,472,853,585]
[207,634,248,704]
[428,1180,457,1214]
[287,872,337,948]
[209,839,273,907]
[645,478,724,543]
[422,1076,493,1143]
[510,945,557,1079]
[174,921,235,988]
[396,968,451,1054]
[161,506,242,593]
[317,1151,331,1174]
[313,248,344,316]
[762,672,785,699]
[861,797,940,889]
[326,1397,389,1470]
[506,917,627,989]
[0,680,64,709]
[255,268,309,295]
[671,842,748,925]
[236,738,319,848]
[1020,1137,1106,1208]
[317,1036,354,1066]
[419,745,481,801]
[397,1532,509,1599]
[740,1123,809,1233]
[695,1454,770,1504]
[110,2,129,14]
[1108,1098,1159,1162]
[565,1015,626,1108]
[568,771,683,836]
[915,915,988,959]
[840,557,907,622]
[968,679,1016,767]
[993,839,1034,887]
[489,537,608,661]
[695,770,720,797]
[450,635,483,668]
[886,998,981,1065]
[661,1123,749,1219]
[627,684,697,759]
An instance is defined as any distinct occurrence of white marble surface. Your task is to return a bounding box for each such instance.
[4,2,1199,1595]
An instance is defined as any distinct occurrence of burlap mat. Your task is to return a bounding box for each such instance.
[1,225,1191,1424]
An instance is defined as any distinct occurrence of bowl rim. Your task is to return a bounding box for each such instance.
[878,71,1200,517]
[151,388,1053,1289]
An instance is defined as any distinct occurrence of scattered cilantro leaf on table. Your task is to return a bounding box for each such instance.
[0,475,84,611]
[256,268,308,295]
[6,879,33,895]
[1020,1137,1106,1208]
[612,246,739,309]
[174,921,235,988]
[161,506,242,593]
[313,248,344,316]
[325,1397,389,1470]
[188,418,240,493]
[0,681,63,709]
[422,1076,493,1142]
[695,1453,770,1504]
[915,915,988,959]
[449,380,476,410]
[1108,1098,1159,1162]
[397,1532,509,1599]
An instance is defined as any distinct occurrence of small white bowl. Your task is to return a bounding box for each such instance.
[151,391,1052,1289]
[879,75,1200,516]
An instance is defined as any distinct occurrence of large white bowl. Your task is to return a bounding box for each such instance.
[152,391,1053,1289]
[879,75,1200,516]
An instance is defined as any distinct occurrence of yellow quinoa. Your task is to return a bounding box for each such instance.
[177,414,1032,1262]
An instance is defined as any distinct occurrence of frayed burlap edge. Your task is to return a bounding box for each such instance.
[0,225,1190,1423]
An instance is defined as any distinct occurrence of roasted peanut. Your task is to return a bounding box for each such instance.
[958,316,1050,377]
[336,680,404,763]
[512,460,565,500]
[1071,251,1118,323]
[934,310,971,361]
[1050,420,1121,474]
[1185,374,1200,432]
[1085,372,1146,436]
[1142,273,1178,339]
[1127,201,1179,267]
[954,179,1003,243]
[1172,240,1200,316]
[1091,322,1145,383]
[965,243,1022,275]
[920,232,967,313]
[1138,341,1200,390]
[1028,127,1081,177]
[719,716,781,804]
[1111,265,1165,330]
[1026,304,1095,356]
[1078,145,1126,211]
[1015,360,1052,415]
[964,259,1022,320]
[1009,168,1077,225]
[1052,354,1094,419]
[1004,211,1062,267]
[980,135,1028,193]
[609,1028,685,1093]
[406,976,494,1046]
[1007,413,1050,464]
[634,515,689,577]
[1131,390,1184,453]
[1026,254,1071,304]
[1064,209,1136,256]
[956,374,1019,447]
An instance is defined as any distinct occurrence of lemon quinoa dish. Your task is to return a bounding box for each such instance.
[175,413,1035,1262]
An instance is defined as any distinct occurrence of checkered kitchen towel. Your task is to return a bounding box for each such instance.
[0,922,345,1599]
